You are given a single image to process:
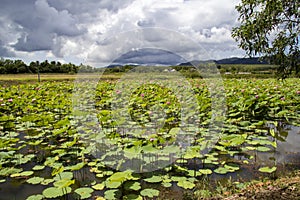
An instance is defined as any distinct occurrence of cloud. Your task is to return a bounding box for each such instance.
[1,0,84,52]
[0,0,245,64]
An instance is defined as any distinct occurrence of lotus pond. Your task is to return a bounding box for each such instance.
[0,77,299,200]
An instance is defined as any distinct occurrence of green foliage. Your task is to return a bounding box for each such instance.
[232,0,300,78]
[259,166,277,173]
[0,78,299,199]
[140,188,160,198]
[74,187,94,199]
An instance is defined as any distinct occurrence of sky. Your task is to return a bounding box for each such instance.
[0,0,245,67]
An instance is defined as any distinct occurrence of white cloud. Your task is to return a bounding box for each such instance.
[0,0,244,64]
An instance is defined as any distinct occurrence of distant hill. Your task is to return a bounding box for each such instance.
[215,57,268,65]
[178,57,268,66]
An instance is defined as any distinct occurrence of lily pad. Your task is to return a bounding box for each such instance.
[92,183,105,190]
[104,189,121,200]
[75,187,94,199]
[258,166,277,173]
[53,179,75,188]
[32,165,45,171]
[140,188,159,198]
[11,171,34,177]
[144,175,162,183]
[162,182,172,187]
[214,167,230,174]
[26,194,44,200]
[177,179,195,189]
[199,169,212,175]
[26,177,44,184]
[124,194,143,200]
[42,186,71,198]
[124,181,141,191]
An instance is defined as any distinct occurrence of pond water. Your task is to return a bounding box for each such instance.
[0,125,299,200]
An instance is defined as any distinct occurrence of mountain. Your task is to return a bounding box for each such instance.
[177,57,268,66]
[215,57,268,65]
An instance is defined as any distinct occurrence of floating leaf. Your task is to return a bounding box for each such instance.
[54,172,73,181]
[95,197,106,200]
[162,182,172,187]
[177,179,195,189]
[144,175,162,183]
[11,171,34,177]
[26,177,44,184]
[41,178,54,185]
[26,194,44,200]
[66,162,85,171]
[124,194,143,200]
[104,189,121,200]
[42,186,71,198]
[199,169,212,175]
[214,167,230,174]
[92,183,105,190]
[75,187,94,199]
[257,146,271,152]
[51,165,64,176]
[224,164,240,172]
[32,165,45,171]
[124,181,141,191]
[53,179,75,188]
[0,167,22,176]
[140,188,160,198]
[258,166,277,173]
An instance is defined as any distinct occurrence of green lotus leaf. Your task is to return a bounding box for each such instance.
[177,179,195,189]
[142,144,157,153]
[53,179,75,188]
[11,170,34,177]
[75,187,94,199]
[258,166,277,173]
[214,167,230,174]
[0,167,22,176]
[105,180,122,189]
[224,164,240,172]
[54,172,73,181]
[144,175,162,183]
[140,188,160,198]
[26,194,44,200]
[26,177,44,184]
[92,183,105,190]
[256,146,271,152]
[162,145,180,154]
[42,186,71,198]
[41,178,54,185]
[65,162,85,171]
[104,189,121,200]
[51,165,64,176]
[162,182,172,188]
[32,165,45,171]
[124,181,141,191]
[171,176,186,182]
[199,169,212,175]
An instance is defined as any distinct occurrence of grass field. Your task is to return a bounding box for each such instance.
[0,73,123,83]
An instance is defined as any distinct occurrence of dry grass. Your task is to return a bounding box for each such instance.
[0,73,123,82]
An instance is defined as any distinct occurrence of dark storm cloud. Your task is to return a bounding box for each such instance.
[114,49,186,65]
[0,0,84,53]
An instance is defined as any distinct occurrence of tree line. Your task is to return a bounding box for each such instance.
[0,58,98,74]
